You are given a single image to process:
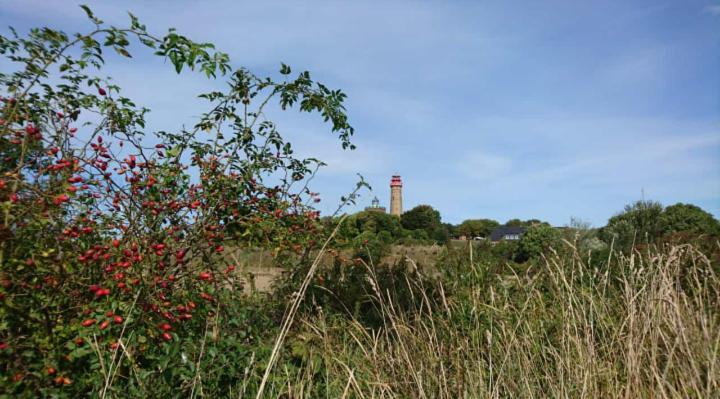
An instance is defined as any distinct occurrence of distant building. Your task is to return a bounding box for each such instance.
[364,196,386,213]
[490,226,527,242]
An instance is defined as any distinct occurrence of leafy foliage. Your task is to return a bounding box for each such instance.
[455,218,499,238]
[516,224,562,262]
[505,218,549,228]
[0,8,356,396]
[601,200,664,249]
[401,204,447,243]
[659,203,719,236]
[600,200,719,251]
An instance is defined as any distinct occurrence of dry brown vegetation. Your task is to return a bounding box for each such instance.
[260,242,719,398]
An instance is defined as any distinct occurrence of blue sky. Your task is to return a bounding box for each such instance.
[1,0,718,226]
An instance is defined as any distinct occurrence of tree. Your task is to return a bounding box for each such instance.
[456,219,499,238]
[524,218,549,227]
[567,217,606,252]
[516,224,562,262]
[442,222,456,237]
[505,218,525,227]
[660,203,719,236]
[355,210,404,237]
[602,200,664,248]
[409,228,430,240]
[505,218,548,227]
[401,205,442,241]
[431,225,450,243]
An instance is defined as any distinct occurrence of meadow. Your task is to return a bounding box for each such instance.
[219,242,720,397]
[189,240,720,398]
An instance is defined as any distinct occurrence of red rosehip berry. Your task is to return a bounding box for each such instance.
[175,250,186,261]
[53,193,70,205]
[81,319,96,327]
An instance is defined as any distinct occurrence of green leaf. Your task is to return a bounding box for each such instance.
[140,37,156,48]
[166,145,181,158]
[115,47,132,58]
[79,5,94,20]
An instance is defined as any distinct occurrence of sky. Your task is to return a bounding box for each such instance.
[1,0,719,227]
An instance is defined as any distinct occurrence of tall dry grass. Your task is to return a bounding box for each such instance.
[267,243,719,398]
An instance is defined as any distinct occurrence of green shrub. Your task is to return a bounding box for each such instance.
[516,224,562,262]
[0,8,354,395]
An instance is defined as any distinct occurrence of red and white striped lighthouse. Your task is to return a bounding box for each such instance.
[390,175,403,216]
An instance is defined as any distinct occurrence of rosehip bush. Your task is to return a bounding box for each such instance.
[0,7,356,396]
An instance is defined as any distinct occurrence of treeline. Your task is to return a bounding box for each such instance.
[325,205,448,262]
[326,200,720,264]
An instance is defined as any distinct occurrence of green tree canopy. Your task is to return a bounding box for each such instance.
[401,205,440,231]
[659,203,719,236]
[432,225,450,243]
[400,205,450,243]
[442,222,456,237]
[602,200,664,248]
[331,210,404,244]
[505,218,548,227]
[516,224,562,261]
[456,219,500,238]
[355,210,405,237]
[505,218,525,227]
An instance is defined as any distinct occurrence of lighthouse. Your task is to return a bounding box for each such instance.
[390,175,403,216]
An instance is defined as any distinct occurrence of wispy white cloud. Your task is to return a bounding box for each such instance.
[704,4,720,15]
[455,152,513,182]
